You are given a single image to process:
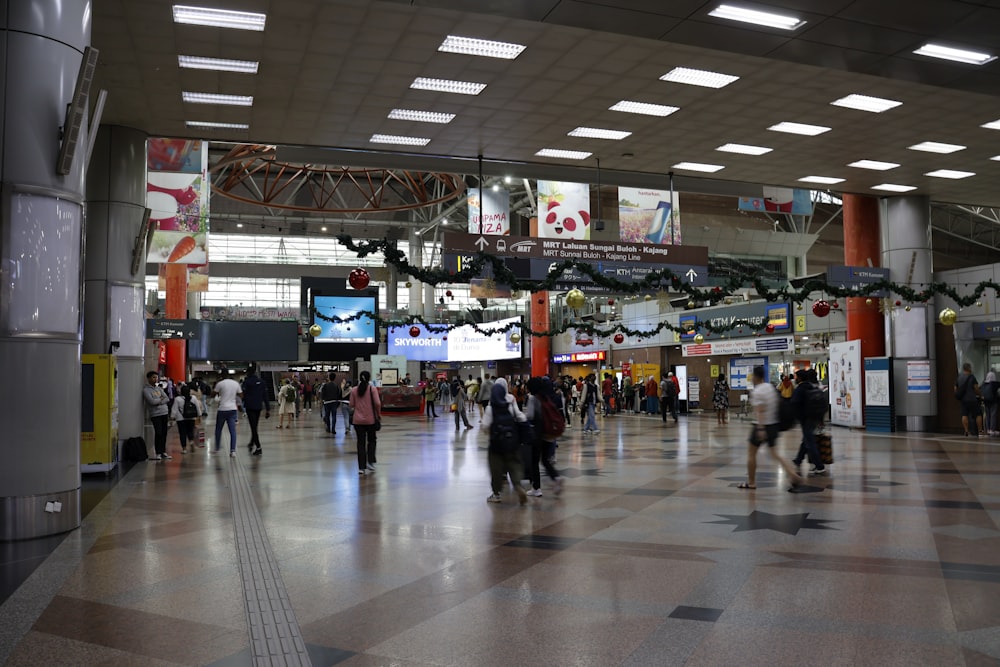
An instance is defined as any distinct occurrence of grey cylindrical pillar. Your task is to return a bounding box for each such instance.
[84,126,148,443]
[0,1,92,540]
[880,196,936,431]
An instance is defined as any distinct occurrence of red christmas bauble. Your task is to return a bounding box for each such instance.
[538,298,544,305]
[608,299,615,306]
[613,333,624,344]
[409,326,420,337]
[446,290,453,298]
[348,268,370,290]
[831,301,840,309]
[765,323,775,334]
[813,300,831,318]
[895,300,902,307]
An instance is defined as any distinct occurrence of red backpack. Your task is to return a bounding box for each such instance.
[539,395,566,440]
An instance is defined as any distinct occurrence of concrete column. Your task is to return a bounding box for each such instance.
[880,196,936,430]
[84,126,148,448]
[0,0,92,540]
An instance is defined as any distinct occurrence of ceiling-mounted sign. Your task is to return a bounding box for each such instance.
[826,265,890,297]
[682,335,794,357]
[147,318,199,339]
[552,350,607,363]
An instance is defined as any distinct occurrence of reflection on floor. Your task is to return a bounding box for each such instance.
[2,408,1000,666]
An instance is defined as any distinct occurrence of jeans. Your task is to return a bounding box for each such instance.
[793,420,822,468]
[151,414,169,456]
[356,423,377,470]
[246,409,262,450]
[646,396,659,414]
[324,401,338,432]
[340,402,352,429]
[214,409,238,451]
[986,401,997,433]
[603,395,612,416]
[584,403,598,431]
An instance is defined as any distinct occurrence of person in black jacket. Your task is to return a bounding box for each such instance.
[790,369,825,475]
[241,365,270,456]
[320,372,344,434]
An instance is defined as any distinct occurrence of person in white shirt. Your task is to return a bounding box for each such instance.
[213,376,243,457]
[739,365,803,491]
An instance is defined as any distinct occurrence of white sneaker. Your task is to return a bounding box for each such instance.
[160,452,173,460]
[230,451,236,457]
[359,469,366,475]
[528,488,543,497]
[487,493,501,503]
[366,463,376,472]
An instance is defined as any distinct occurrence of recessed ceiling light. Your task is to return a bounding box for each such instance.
[535,148,592,160]
[660,67,740,89]
[388,109,455,124]
[708,4,806,30]
[182,91,253,106]
[799,176,844,184]
[185,121,250,130]
[609,100,679,116]
[716,143,772,155]
[568,127,632,140]
[172,5,266,31]
[848,160,900,171]
[982,119,1000,130]
[410,77,486,95]
[178,55,259,73]
[236,223,243,228]
[321,226,328,232]
[914,43,996,65]
[872,184,917,192]
[672,162,725,173]
[369,134,431,146]
[908,141,965,153]
[925,169,975,179]
[438,35,526,59]
[768,121,831,136]
[830,94,902,113]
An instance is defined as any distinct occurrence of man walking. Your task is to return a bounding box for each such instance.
[739,366,803,491]
[242,365,270,456]
[661,372,678,423]
[142,371,172,460]
[320,372,343,434]
[213,374,243,457]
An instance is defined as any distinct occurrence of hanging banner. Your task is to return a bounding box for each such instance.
[467,187,511,235]
[738,186,812,215]
[829,340,863,427]
[146,138,209,267]
[618,186,681,245]
[535,181,591,240]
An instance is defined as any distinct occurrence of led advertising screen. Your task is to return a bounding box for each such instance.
[313,295,376,343]
[388,317,522,362]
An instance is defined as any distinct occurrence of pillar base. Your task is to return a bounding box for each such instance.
[0,489,80,541]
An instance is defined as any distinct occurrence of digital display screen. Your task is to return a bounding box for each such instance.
[313,295,376,343]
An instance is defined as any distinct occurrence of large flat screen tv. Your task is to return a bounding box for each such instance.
[308,289,379,361]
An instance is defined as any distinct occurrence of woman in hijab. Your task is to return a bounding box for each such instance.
[523,377,563,496]
[349,370,381,475]
[482,378,528,504]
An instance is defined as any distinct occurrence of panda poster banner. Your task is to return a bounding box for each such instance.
[467,187,511,235]
[534,180,591,240]
[618,186,681,245]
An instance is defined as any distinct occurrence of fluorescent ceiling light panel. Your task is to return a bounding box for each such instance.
[388,109,455,123]
[847,160,900,171]
[768,121,831,136]
[925,169,975,179]
[708,4,806,30]
[609,100,679,116]
[182,91,253,106]
[872,183,917,192]
[799,176,844,184]
[568,127,632,140]
[991,155,1000,161]
[914,43,996,65]
[535,148,592,160]
[178,55,259,73]
[438,35,526,59]
[908,141,965,153]
[830,94,902,113]
[172,5,266,31]
[716,143,772,155]
[660,67,740,88]
[410,77,486,95]
[672,161,725,173]
[369,134,431,146]
[982,119,1000,130]
[185,121,249,130]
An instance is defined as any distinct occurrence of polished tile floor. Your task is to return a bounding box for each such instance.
[2,406,1000,666]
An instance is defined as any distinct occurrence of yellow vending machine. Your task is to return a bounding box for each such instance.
[81,354,118,473]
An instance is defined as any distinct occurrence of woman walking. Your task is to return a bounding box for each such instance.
[452,377,472,430]
[713,372,731,424]
[349,371,381,475]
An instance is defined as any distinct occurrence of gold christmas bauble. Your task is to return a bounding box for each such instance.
[693,333,705,344]
[509,332,521,344]
[865,298,873,305]
[565,289,586,309]
[905,305,912,311]
[405,281,412,288]
[308,324,322,337]
[644,294,652,301]
[939,307,957,326]
[977,301,983,307]
[686,300,695,309]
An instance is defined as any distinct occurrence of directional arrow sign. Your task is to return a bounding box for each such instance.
[148,318,200,340]
[475,236,489,251]
[686,268,698,282]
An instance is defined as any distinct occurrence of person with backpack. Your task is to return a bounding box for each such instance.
[739,365,803,491]
[483,378,529,504]
[170,384,203,454]
[982,370,998,436]
[790,369,827,475]
[581,374,600,433]
[523,377,565,496]
[241,365,270,456]
[277,379,297,429]
[956,362,984,437]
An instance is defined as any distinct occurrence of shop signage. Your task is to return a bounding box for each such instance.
[682,335,794,357]
[678,302,790,340]
[552,350,607,363]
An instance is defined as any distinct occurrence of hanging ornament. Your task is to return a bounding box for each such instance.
[348,267,370,290]
[446,290,453,298]
[895,300,902,307]
[409,325,420,337]
[977,301,983,307]
[565,289,585,309]
[308,324,322,337]
[905,305,912,311]
[509,332,521,344]
[865,298,873,305]
[511,290,522,300]
[613,333,625,344]
[797,303,803,310]
[693,333,705,344]
[687,300,695,309]
[644,294,652,301]
[813,300,831,318]
[831,301,840,309]
[939,308,957,326]
[765,323,775,334]
[608,299,615,306]
[538,298,545,305]
[405,281,412,288]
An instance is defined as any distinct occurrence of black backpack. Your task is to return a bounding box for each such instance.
[122,436,147,462]
[489,401,520,453]
[181,396,198,419]
[778,396,796,431]
[803,383,828,421]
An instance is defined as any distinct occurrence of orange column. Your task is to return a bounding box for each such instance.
[530,291,551,378]
[164,263,188,383]
[842,194,885,360]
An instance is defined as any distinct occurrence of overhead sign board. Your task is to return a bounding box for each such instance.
[147,318,199,340]
[826,265,890,297]
[552,350,607,364]
[682,335,794,357]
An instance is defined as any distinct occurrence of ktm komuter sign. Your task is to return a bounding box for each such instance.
[441,232,709,288]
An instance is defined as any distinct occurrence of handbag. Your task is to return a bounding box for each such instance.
[370,389,381,431]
